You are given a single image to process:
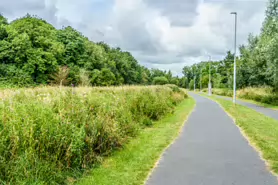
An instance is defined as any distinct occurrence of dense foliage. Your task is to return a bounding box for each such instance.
[0,85,187,184]
[0,14,184,88]
[182,0,278,93]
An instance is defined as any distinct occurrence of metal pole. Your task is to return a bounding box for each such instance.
[231,12,237,104]
[194,75,196,92]
[275,60,278,92]
[208,55,212,96]
[200,68,202,91]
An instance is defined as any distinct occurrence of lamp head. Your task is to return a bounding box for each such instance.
[231,12,237,15]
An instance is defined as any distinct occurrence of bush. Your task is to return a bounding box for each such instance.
[152,76,169,85]
[0,86,187,184]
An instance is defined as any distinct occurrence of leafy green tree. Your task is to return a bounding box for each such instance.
[0,13,186,88]
[189,79,194,90]
[7,15,64,83]
[0,14,8,25]
[178,77,187,88]
[0,15,8,40]
[170,76,179,85]
[57,26,87,66]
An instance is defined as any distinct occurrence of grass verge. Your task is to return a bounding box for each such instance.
[235,97,278,110]
[202,87,278,108]
[76,97,195,185]
[200,89,278,110]
[213,93,278,110]
[202,94,278,176]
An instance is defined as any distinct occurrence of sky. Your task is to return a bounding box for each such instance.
[0,0,268,76]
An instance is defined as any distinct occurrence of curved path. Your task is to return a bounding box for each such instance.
[215,95,278,120]
[146,93,278,185]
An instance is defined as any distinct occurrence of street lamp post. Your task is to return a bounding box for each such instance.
[208,55,212,96]
[194,75,196,92]
[231,12,237,104]
[200,68,202,91]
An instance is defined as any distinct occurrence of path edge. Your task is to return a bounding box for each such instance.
[201,93,278,180]
[143,96,196,184]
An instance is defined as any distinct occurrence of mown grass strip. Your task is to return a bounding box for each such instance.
[76,97,195,185]
[203,94,278,176]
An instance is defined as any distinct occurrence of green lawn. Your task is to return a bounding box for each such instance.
[205,95,278,175]
[76,97,195,185]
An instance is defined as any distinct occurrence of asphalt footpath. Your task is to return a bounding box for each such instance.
[146,93,278,185]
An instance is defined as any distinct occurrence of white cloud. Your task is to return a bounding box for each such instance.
[0,0,268,75]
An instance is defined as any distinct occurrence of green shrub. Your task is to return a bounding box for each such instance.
[152,76,169,85]
[0,86,186,184]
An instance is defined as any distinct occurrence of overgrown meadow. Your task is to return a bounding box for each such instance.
[0,85,187,184]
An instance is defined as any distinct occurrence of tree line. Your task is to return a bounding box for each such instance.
[0,14,185,87]
[183,0,278,92]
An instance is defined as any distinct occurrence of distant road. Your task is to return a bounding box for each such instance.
[146,93,278,185]
[214,95,278,120]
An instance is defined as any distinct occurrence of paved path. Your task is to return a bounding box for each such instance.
[146,93,278,185]
[214,95,278,120]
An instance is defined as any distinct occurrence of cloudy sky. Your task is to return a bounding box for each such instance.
[0,0,268,75]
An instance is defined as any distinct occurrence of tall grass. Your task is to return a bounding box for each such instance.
[205,87,278,106]
[237,87,278,105]
[0,85,187,184]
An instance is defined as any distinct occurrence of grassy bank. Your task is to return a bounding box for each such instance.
[203,87,278,108]
[76,97,195,185]
[0,85,187,184]
[205,95,278,175]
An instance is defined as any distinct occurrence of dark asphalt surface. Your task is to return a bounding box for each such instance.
[214,95,278,120]
[146,93,278,185]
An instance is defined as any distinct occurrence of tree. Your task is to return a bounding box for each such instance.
[0,13,186,88]
[0,14,8,25]
[189,79,194,90]
[57,26,87,66]
[6,15,64,83]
